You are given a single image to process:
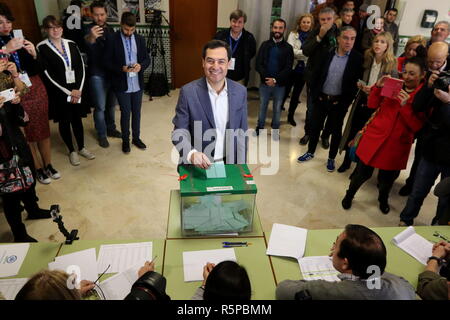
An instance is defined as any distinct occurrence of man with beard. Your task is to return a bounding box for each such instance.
[85,0,121,148]
[255,19,293,141]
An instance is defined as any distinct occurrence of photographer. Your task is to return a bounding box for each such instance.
[85,1,121,148]
[399,42,450,226]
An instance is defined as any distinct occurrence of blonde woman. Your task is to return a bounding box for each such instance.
[339,32,398,172]
[283,13,314,127]
[397,35,427,73]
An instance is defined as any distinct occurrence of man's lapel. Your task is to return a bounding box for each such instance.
[197,77,216,128]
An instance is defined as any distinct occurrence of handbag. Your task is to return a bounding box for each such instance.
[0,148,34,195]
[347,107,381,162]
[0,106,34,195]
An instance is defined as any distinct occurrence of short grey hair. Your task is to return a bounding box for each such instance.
[434,21,450,30]
[338,26,357,37]
[319,7,336,17]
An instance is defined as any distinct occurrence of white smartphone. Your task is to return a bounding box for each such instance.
[0,88,16,102]
[13,29,23,39]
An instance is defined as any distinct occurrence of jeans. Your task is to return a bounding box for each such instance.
[257,84,285,130]
[90,75,117,138]
[400,158,450,225]
[115,90,144,141]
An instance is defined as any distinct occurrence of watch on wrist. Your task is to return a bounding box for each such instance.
[427,256,444,265]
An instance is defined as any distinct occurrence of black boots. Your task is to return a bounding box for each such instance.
[341,191,354,210]
[378,197,390,214]
[287,114,297,126]
[338,152,352,173]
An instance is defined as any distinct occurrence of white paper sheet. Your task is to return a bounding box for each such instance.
[0,278,28,300]
[298,256,340,282]
[96,264,141,300]
[182,248,237,282]
[97,242,152,274]
[392,226,433,265]
[0,243,30,278]
[49,248,98,282]
[266,223,308,259]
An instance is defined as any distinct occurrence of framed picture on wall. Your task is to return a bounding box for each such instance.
[122,0,140,22]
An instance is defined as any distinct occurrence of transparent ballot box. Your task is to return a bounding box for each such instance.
[179,164,257,237]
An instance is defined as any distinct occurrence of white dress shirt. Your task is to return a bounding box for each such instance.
[368,60,382,86]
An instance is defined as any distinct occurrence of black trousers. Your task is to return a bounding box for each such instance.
[282,70,306,116]
[347,161,401,201]
[404,136,424,188]
[307,94,349,159]
[2,186,40,239]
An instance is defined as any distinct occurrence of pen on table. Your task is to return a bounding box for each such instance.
[223,244,251,248]
[222,242,248,245]
[151,255,158,263]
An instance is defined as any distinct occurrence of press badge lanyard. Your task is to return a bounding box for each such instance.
[49,39,75,84]
[228,34,241,56]
[125,36,137,78]
[49,39,71,70]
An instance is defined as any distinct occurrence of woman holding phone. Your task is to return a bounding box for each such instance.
[341,57,427,215]
[0,3,60,184]
[338,32,398,173]
[37,15,94,166]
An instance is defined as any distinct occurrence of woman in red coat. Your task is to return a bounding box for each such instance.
[342,57,427,214]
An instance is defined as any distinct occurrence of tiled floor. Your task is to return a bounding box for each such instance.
[0,89,438,242]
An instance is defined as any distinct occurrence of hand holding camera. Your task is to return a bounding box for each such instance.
[23,40,37,59]
[4,37,24,53]
[90,25,104,40]
[434,85,450,104]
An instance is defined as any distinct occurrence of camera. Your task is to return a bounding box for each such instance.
[433,71,450,92]
[124,271,170,300]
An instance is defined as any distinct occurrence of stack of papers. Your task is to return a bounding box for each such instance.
[392,226,433,265]
[97,242,153,274]
[48,248,98,282]
[0,243,30,278]
[0,278,28,300]
[183,248,237,282]
[205,161,226,178]
[298,256,340,282]
[266,223,308,259]
[96,264,141,300]
[183,196,250,233]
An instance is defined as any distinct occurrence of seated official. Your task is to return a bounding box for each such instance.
[417,241,450,300]
[276,224,416,300]
[192,261,251,301]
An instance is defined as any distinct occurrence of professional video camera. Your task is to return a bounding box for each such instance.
[433,71,450,92]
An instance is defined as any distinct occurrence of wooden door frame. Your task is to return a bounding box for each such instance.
[169,0,218,88]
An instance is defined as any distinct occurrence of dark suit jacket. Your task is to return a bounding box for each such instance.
[171,77,248,164]
[104,31,151,93]
[311,48,364,107]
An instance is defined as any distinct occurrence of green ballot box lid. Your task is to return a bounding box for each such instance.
[179,164,257,197]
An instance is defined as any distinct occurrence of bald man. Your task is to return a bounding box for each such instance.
[399,41,450,226]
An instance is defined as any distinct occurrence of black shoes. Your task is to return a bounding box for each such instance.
[122,140,131,154]
[15,233,38,243]
[341,192,353,210]
[99,137,110,148]
[378,199,390,214]
[132,139,147,150]
[287,115,297,126]
[107,129,122,138]
[337,158,352,173]
[27,208,52,220]
[399,184,412,196]
[299,135,309,145]
[321,137,330,149]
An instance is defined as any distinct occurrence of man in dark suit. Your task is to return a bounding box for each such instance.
[104,12,150,153]
[298,26,363,172]
[214,9,256,86]
[171,40,248,168]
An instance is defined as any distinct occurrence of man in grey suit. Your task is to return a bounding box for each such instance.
[171,40,248,168]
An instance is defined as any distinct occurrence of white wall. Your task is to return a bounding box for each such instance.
[218,0,238,28]
[398,0,450,37]
[34,0,61,24]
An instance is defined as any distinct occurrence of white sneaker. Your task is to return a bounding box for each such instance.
[78,148,95,160]
[69,152,80,166]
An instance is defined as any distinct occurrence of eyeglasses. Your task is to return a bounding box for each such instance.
[48,26,63,31]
